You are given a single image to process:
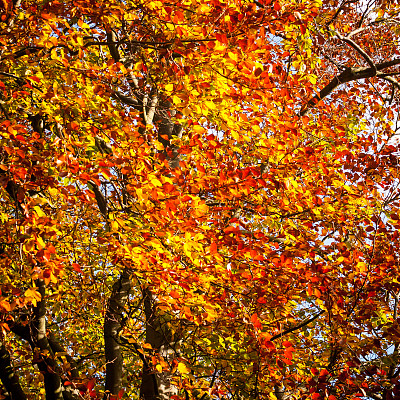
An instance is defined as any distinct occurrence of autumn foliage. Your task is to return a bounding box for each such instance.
[1,0,400,399]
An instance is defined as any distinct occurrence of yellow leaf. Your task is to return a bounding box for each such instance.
[37,236,46,249]
[231,130,240,140]
[151,178,163,187]
[24,288,42,307]
[111,220,119,231]
[155,364,162,373]
[343,184,352,192]
[172,95,181,105]
[214,42,226,51]
[356,262,367,273]
[154,141,165,151]
[177,362,190,374]
[34,206,46,217]
[228,52,238,62]
[165,83,173,92]
[192,125,206,134]
[193,203,208,217]
[34,197,49,206]
[205,100,216,110]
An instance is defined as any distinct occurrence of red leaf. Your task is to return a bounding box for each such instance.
[72,263,82,273]
[264,341,275,350]
[254,68,262,77]
[251,313,261,329]
[87,379,95,391]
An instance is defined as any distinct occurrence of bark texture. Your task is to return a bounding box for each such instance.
[140,288,177,400]
[32,280,64,400]
[0,342,27,400]
[104,269,131,398]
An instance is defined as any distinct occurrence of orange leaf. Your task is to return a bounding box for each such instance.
[170,290,180,299]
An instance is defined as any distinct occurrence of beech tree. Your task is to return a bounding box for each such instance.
[1,0,400,399]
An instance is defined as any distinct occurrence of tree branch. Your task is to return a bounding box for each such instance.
[47,333,79,380]
[90,182,107,219]
[380,75,400,90]
[104,269,131,399]
[300,58,400,115]
[140,288,178,400]
[106,30,121,63]
[32,279,64,400]
[9,312,80,400]
[270,310,325,342]
[335,31,376,71]
[0,342,27,400]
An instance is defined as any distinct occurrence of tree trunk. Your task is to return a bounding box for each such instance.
[104,269,131,398]
[0,342,27,400]
[140,288,178,400]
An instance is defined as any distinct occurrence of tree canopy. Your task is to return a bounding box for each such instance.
[1,0,400,399]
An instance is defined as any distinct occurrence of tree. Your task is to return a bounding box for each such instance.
[0,0,400,399]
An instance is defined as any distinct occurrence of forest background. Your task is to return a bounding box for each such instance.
[0,0,400,399]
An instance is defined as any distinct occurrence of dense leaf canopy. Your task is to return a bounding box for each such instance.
[1,0,400,399]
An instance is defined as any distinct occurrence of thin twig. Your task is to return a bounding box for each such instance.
[270,310,325,341]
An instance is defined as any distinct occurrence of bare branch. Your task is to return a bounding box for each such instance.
[90,182,107,219]
[376,58,400,70]
[380,75,400,90]
[355,0,375,29]
[111,90,138,106]
[335,31,376,71]
[325,0,359,26]
[48,333,79,380]
[300,58,400,115]
[33,280,64,400]
[270,310,325,342]
[106,30,121,62]
[11,46,43,58]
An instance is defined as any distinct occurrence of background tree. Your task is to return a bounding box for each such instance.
[0,0,400,400]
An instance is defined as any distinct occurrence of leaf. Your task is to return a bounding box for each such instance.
[155,364,162,373]
[192,125,206,133]
[34,206,46,217]
[177,362,190,374]
[24,288,42,307]
[151,178,163,187]
[3,0,400,398]
[251,313,261,329]
[0,300,12,312]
